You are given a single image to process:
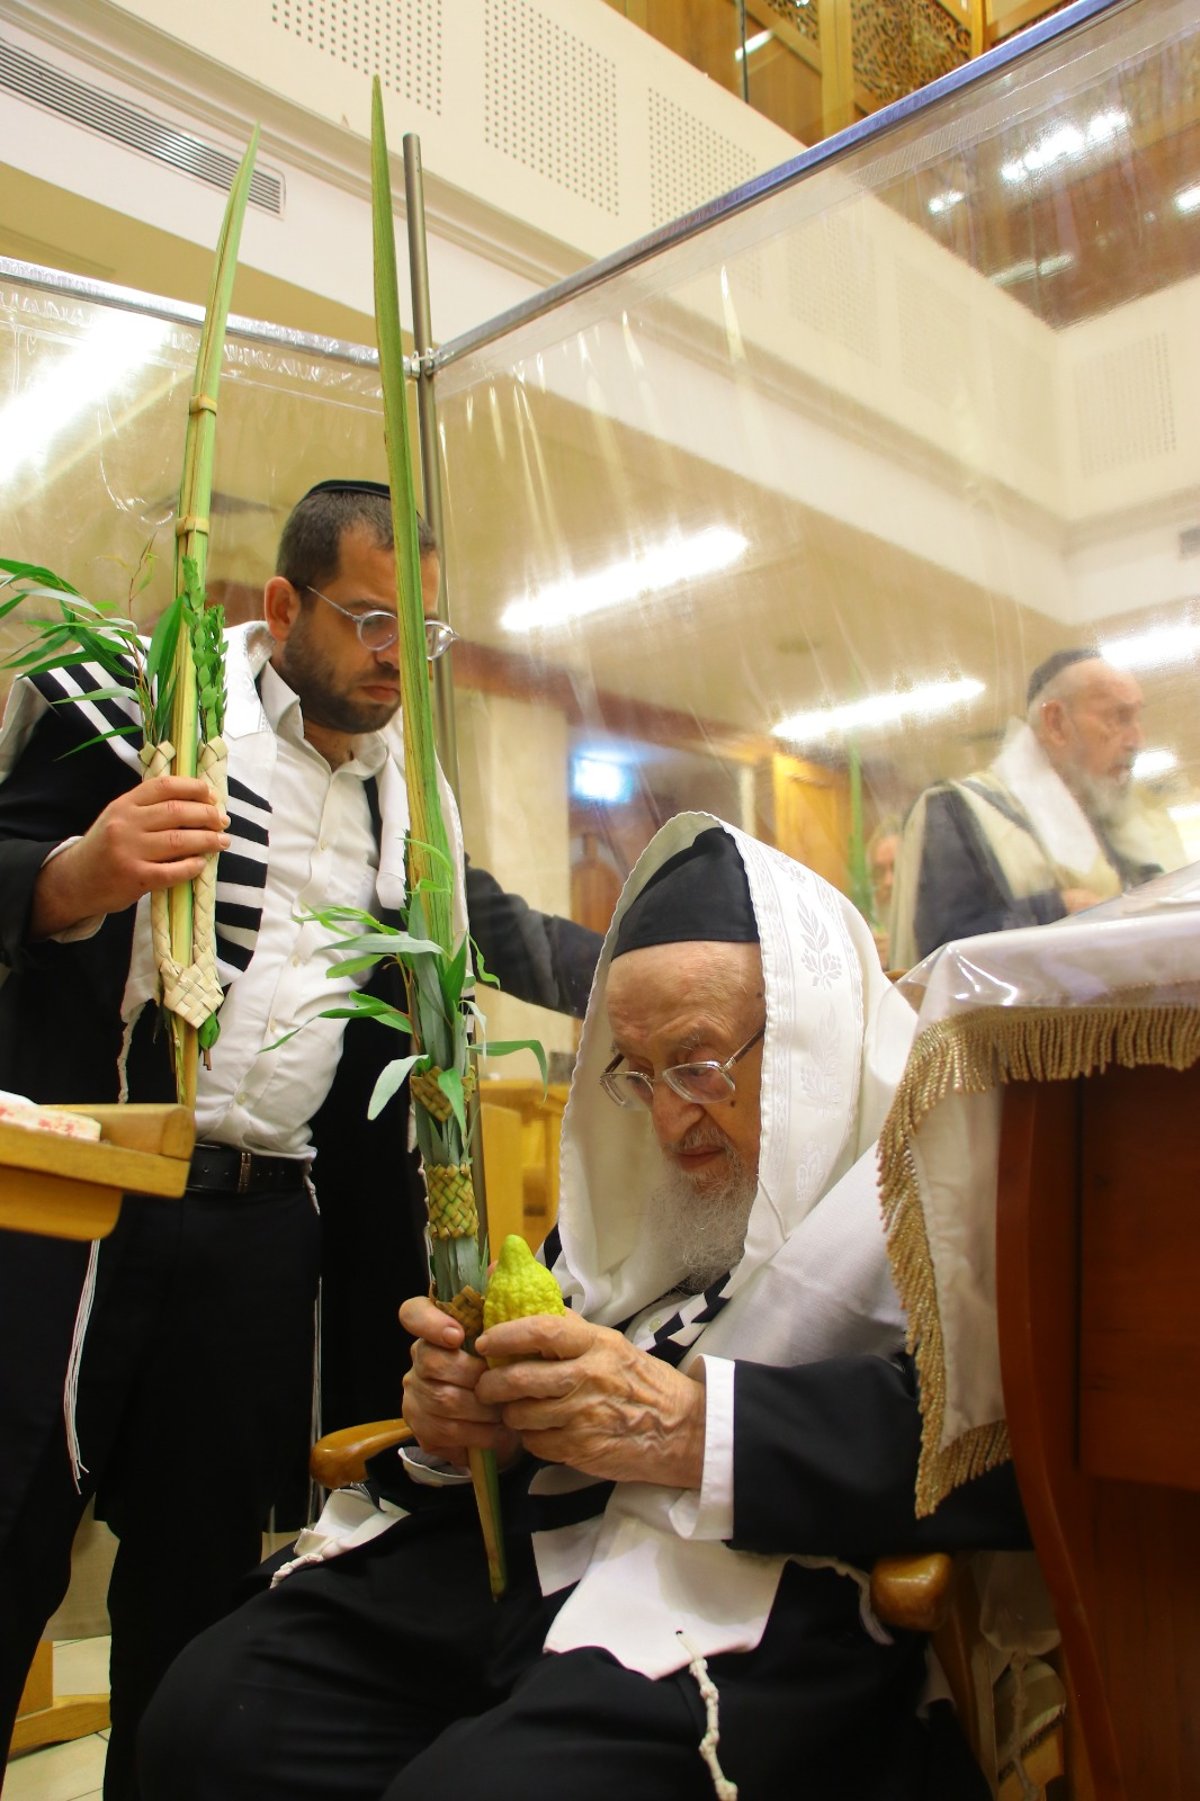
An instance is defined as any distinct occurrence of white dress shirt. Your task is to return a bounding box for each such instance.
[194,662,387,1158]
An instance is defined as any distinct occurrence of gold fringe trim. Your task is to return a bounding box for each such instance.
[426,1161,478,1239]
[410,1066,476,1124]
[879,1000,1200,1517]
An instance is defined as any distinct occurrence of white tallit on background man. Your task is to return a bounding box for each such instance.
[139,819,1027,1801]
[890,648,1186,968]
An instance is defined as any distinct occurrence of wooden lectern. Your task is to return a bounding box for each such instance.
[998,1062,1200,1801]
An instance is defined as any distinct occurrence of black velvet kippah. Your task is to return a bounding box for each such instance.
[613,827,758,957]
[300,478,391,502]
[1026,646,1100,708]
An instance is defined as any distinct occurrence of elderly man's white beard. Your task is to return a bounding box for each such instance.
[651,1149,758,1294]
[1070,766,1136,831]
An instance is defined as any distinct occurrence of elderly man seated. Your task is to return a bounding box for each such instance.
[139,819,1026,1801]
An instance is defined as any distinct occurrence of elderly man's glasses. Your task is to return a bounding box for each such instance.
[601,1025,765,1110]
[305,585,458,662]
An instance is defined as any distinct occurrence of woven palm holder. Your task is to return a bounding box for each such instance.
[435,1286,485,1339]
[426,1162,478,1239]
[410,1066,477,1122]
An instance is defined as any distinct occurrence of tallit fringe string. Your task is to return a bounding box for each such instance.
[676,1631,738,1801]
[879,1002,1200,1516]
[1001,1654,1039,1801]
[63,1239,101,1489]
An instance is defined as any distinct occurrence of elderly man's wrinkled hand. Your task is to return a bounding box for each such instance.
[475,1312,706,1490]
[398,1296,521,1466]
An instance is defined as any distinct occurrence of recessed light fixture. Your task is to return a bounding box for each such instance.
[927,188,966,217]
[1101,622,1200,673]
[1000,108,1129,184]
[500,526,749,634]
[773,677,984,746]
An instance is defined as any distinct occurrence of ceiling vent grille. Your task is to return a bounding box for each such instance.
[0,37,284,215]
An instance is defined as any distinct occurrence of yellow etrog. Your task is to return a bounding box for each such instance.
[483,1234,566,1331]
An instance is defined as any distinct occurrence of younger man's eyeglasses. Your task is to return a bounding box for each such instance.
[601,1025,765,1110]
[305,584,458,662]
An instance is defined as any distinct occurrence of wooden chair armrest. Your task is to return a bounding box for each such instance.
[310,1419,414,1489]
[870,1551,956,1633]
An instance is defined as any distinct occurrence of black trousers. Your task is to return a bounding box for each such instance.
[137,1485,979,1801]
[0,1184,320,1801]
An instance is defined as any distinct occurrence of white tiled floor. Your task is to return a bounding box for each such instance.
[4,1640,110,1801]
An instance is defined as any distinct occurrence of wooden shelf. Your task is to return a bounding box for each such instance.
[0,1103,194,1242]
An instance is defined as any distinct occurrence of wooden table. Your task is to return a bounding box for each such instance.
[997,1062,1200,1801]
[0,1102,193,1240]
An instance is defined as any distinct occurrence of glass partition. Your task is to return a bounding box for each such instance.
[0,276,386,650]
[433,0,1200,1055]
[0,0,1195,1071]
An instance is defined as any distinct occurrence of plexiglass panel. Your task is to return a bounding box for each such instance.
[434,0,1200,1047]
[0,281,387,645]
[0,0,1196,1069]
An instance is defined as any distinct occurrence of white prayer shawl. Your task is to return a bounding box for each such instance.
[541,812,917,1678]
[890,722,1185,969]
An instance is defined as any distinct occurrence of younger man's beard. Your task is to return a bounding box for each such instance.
[652,1147,757,1294]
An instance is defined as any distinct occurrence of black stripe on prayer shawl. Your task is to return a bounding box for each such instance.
[32,665,143,764]
[218,902,262,932]
[226,811,270,848]
[215,850,267,889]
[641,1276,733,1368]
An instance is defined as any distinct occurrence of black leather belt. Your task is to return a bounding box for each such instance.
[187,1144,306,1196]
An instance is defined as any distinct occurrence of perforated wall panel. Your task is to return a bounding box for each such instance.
[483,0,619,214]
[897,260,972,409]
[270,0,443,115]
[1073,332,1177,478]
[786,211,881,363]
[647,90,755,229]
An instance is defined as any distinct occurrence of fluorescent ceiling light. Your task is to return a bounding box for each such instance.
[1101,622,1200,673]
[1175,183,1200,215]
[927,188,965,216]
[734,29,772,60]
[1000,108,1128,184]
[1132,748,1177,780]
[773,677,984,745]
[0,310,172,485]
[991,250,1075,287]
[500,526,749,634]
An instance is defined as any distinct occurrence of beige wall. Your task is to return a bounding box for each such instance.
[455,688,577,1067]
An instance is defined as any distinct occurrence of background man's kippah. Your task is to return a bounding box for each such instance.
[614,826,758,957]
[299,478,391,502]
[1026,646,1101,708]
